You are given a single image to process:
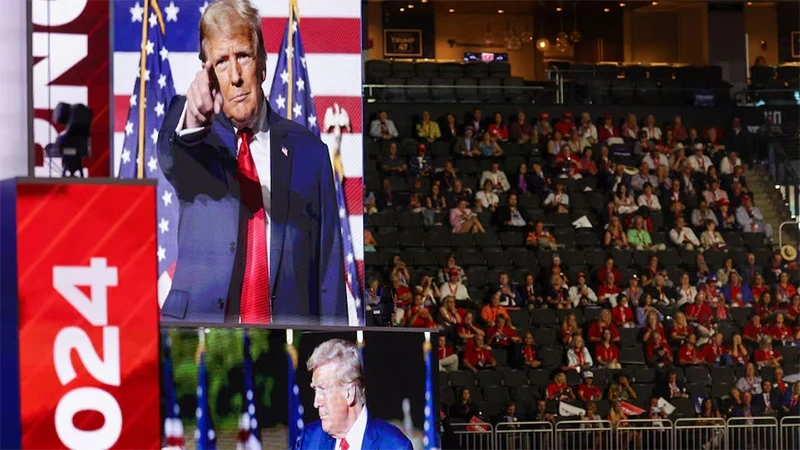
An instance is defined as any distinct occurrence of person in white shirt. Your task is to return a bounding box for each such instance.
[569,272,598,307]
[643,114,662,141]
[543,183,570,213]
[643,147,669,172]
[688,145,713,173]
[735,195,773,240]
[474,180,500,213]
[578,111,598,144]
[637,183,662,211]
[567,336,593,370]
[479,163,511,193]
[669,217,701,250]
[691,200,718,228]
[299,339,413,450]
[439,269,470,302]
[369,110,399,141]
[719,150,742,175]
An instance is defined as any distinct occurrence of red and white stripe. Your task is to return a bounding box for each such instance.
[115,0,364,300]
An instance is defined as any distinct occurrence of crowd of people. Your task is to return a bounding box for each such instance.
[363,107,800,430]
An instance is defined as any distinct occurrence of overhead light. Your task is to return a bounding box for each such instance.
[620,2,626,6]
[536,38,551,52]
[652,1,658,4]
[448,8,455,12]
[497,9,504,14]
[421,0,427,2]
[399,7,405,11]
[604,7,611,12]
[407,4,414,8]
[556,7,563,11]
[746,1,752,4]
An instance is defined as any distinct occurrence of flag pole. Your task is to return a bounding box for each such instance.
[285,0,297,120]
[136,0,151,179]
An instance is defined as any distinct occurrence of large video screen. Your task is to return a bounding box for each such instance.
[112,0,364,327]
[163,327,439,449]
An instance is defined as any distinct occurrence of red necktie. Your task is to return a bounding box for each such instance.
[341,438,350,450]
[237,129,271,324]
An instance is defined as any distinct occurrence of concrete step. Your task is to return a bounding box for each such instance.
[744,165,800,251]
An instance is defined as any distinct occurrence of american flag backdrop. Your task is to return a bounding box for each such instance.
[112,0,365,312]
[161,331,185,447]
[236,330,262,450]
[286,341,304,448]
[196,351,217,450]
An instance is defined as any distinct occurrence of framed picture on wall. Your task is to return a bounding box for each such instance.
[792,31,800,58]
[383,29,423,57]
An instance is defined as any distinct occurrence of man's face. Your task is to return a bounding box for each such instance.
[500,274,509,285]
[763,381,772,393]
[743,392,751,405]
[312,362,352,436]
[388,143,397,155]
[508,195,518,207]
[438,336,446,347]
[206,27,265,129]
[379,111,387,121]
[465,128,473,138]
[537,400,546,411]
[491,163,499,173]
[668,372,676,383]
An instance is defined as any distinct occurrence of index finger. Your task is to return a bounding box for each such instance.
[205,60,219,91]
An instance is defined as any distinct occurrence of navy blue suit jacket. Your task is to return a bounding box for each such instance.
[157,96,348,325]
[294,414,413,450]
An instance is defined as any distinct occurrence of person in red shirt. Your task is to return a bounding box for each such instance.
[588,309,620,344]
[612,294,635,328]
[755,291,778,322]
[775,272,798,304]
[595,256,622,287]
[598,273,623,308]
[546,371,575,401]
[646,332,674,368]
[730,333,749,366]
[678,333,704,366]
[595,329,622,369]
[577,371,602,402]
[487,112,509,141]
[641,310,668,345]
[743,315,765,346]
[560,313,583,346]
[768,312,794,343]
[701,332,731,366]
[517,332,542,369]
[407,293,437,328]
[749,274,769,301]
[438,335,459,372]
[773,367,789,396]
[753,337,782,368]
[462,334,497,374]
[486,315,521,348]
[598,113,620,143]
[670,312,692,346]
[554,111,576,137]
[786,294,800,322]
[684,293,714,345]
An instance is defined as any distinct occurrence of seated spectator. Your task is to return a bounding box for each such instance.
[552,142,579,173]
[547,130,566,156]
[716,199,738,230]
[451,387,479,421]
[588,309,620,344]
[441,113,459,142]
[678,333,705,366]
[416,110,441,143]
[768,312,794,344]
[595,329,622,369]
[615,184,639,215]
[719,150,741,176]
[784,382,800,416]
[692,200,719,229]
[732,391,762,418]
[495,272,522,307]
[546,371,576,401]
[439,268,470,303]
[369,110,399,141]
[703,332,732,366]
[689,144,713,173]
[496,193,533,232]
[743,314,766,345]
[753,380,781,416]
[486,315,520,348]
[480,162,511,194]
[425,183,447,216]
[700,220,727,251]
[365,277,383,310]
[676,272,699,307]
[522,273,544,309]
[641,114,661,141]
[567,335,593,371]
[567,129,589,157]
[462,334,497,374]
[608,373,637,401]
[578,111,598,145]
[555,111,576,136]
[569,272,598,308]
[612,294,636,328]
[475,180,500,213]
[408,143,433,178]
[622,113,641,142]
[438,254,466,285]
[659,368,689,400]
[509,110,536,145]
[456,311,484,346]
[578,147,598,177]
[389,255,411,286]
[753,336,782,368]
[515,162,533,194]
[577,371,603,402]
[643,145,669,172]
[380,142,407,175]
[629,276,651,317]
[631,162,657,192]
[364,229,377,252]
[540,253,566,288]
[722,164,749,193]
[640,307,667,343]
[728,181,751,210]
[737,362,763,395]
[755,291,778,322]
[669,216,701,250]
[598,273,623,308]
[735,195,773,240]
[670,312,692,346]
[437,160,458,192]
[773,367,789,396]
[418,274,440,308]
[704,166,722,192]
[545,274,571,309]
[702,179,729,209]
[646,332,674,368]
[531,399,555,423]
[604,216,631,249]
[453,125,481,157]
[529,162,551,194]
[487,112,509,142]
[786,294,800,322]
[543,182,570,213]
[535,112,553,140]
[730,334,750,366]
[478,131,504,158]
[685,292,714,345]
[527,220,559,250]
[740,252,763,285]
[775,271,798,304]
[481,292,512,328]
[628,215,666,251]
[723,272,753,307]
[598,113,621,143]
[449,199,485,234]
[516,332,542,369]
[560,313,583,346]
[438,335,458,372]
[467,109,484,135]
[645,274,677,306]
[445,179,473,209]
[438,296,462,330]
[408,192,424,213]
[364,192,378,215]
[706,127,726,157]
[495,402,521,429]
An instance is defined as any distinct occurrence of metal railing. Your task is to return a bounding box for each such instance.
[767,138,800,221]
[446,416,800,450]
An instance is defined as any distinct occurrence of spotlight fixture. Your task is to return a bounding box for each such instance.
[536,38,551,52]
[497,9,504,14]
[620,2,626,6]
[652,1,658,4]
[448,8,455,13]
[556,7,562,11]
[400,7,405,11]
[421,0,427,2]
[604,8,610,12]
[407,4,414,8]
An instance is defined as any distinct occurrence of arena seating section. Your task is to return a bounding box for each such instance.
[363,59,800,427]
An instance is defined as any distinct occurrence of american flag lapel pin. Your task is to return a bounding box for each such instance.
[281,146,288,157]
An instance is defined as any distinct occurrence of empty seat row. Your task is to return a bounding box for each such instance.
[365,60,511,83]
[373,76,536,103]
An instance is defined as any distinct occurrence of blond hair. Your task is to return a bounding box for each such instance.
[199,0,267,70]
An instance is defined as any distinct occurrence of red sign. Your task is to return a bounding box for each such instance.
[15,181,160,449]
[32,0,110,176]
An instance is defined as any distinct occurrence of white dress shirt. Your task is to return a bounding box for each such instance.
[176,101,272,314]
[336,406,368,450]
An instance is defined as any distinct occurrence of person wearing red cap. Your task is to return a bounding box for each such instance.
[408,143,432,178]
[534,112,553,140]
[554,111,575,137]
[439,267,470,303]
[568,272,598,307]
[415,110,441,143]
[735,194,773,240]
[599,113,621,143]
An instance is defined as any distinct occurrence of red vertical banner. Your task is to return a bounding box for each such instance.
[31,0,110,177]
[15,181,160,449]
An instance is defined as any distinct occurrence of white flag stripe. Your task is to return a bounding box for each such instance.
[348,216,364,260]
[115,132,364,178]
[113,52,363,98]
[252,0,361,18]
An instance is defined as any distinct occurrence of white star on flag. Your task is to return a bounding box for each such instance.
[160,46,169,61]
[129,94,137,107]
[148,12,158,28]
[285,45,294,59]
[346,253,354,263]
[296,78,305,92]
[154,101,165,117]
[144,69,151,81]
[121,148,131,164]
[151,128,159,145]
[280,69,289,85]
[161,190,173,206]
[130,1,144,22]
[275,94,286,110]
[159,217,170,233]
[157,246,166,262]
[339,207,346,218]
[164,1,180,22]
[300,56,307,68]
[145,40,154,55]
[158,74,167,89]
[293,103,302,118]
[147,156,158,173]
[199,1,209,14]
[308,115,317,128]
[292,21,298,33]
[125,121,134,135]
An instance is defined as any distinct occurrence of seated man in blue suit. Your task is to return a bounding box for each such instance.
[157,0,349,326]
[295,339,413,450]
